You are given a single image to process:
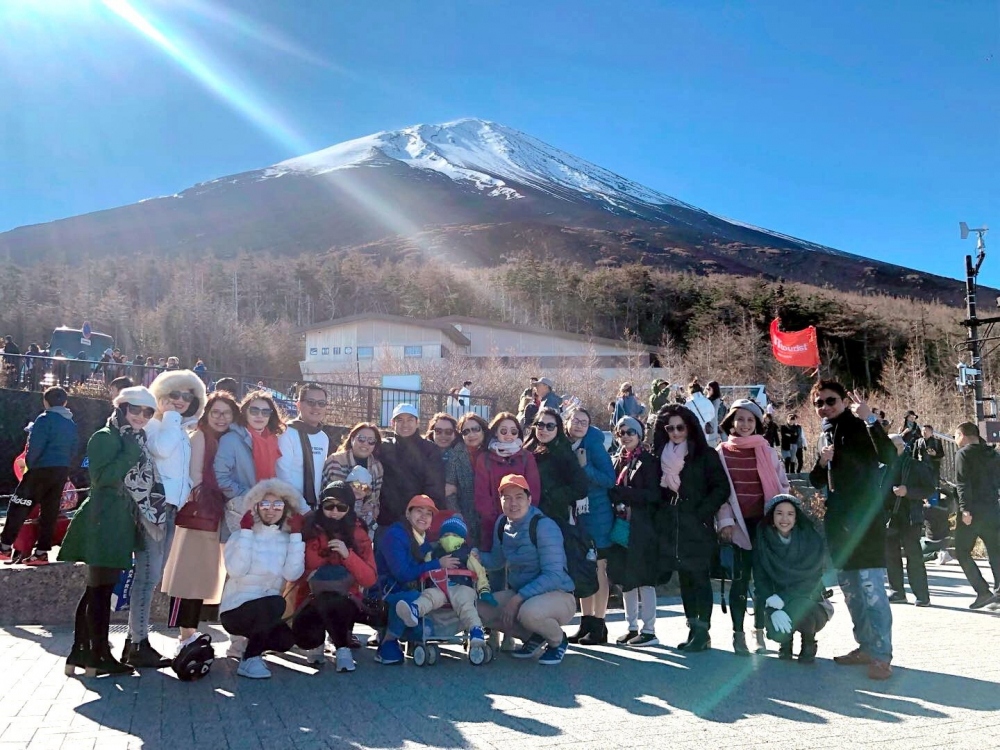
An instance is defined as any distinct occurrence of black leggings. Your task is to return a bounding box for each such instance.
[220,596,294,659]
[730,534,766,631]
[292,593,360,649]
[678,569,714,625]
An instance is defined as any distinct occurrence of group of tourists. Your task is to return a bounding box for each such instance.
[2,371,997,685]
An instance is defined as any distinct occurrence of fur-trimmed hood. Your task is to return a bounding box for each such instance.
[241,478,309,518]
[149,369,207,422]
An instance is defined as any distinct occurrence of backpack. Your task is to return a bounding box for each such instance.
[498,513,599,599]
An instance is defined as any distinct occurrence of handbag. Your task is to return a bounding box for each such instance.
[175,484,226,532]
[609,517,631,548]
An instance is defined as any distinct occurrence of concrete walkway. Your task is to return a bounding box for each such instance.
[0,559,997,750]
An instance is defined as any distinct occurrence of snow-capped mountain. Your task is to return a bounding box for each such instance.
[0,118,964,302]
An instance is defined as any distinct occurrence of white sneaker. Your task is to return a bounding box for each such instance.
[226,636,247,659]
[335,647,356,673]
[936,550,956,565]
[236,655,271,679]
[305,645,325,665]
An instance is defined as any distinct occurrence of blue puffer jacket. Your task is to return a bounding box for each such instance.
[375,521,442,592]
[573,425,616,549]
[26,407,78,469]
[480,506,573,599]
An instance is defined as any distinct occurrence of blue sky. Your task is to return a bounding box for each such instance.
[2,1,998,285]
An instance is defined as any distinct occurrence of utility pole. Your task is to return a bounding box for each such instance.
[964,250,985,421]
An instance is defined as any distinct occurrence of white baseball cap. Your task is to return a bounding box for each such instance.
[391,403,419,420]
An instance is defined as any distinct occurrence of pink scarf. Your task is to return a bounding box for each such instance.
[660,441,687,492]
[724,434,784,501]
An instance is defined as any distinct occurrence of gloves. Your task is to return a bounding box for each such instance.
[575,498,590,516]
[286,513,304,534]
[771,610,792,634]
[765,594,784,610]
[479,592,498,607]
[239,511,255,530]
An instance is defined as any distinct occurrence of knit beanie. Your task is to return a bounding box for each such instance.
[615,416,645,440]
[439,515,468,540]
[764,493,802,517]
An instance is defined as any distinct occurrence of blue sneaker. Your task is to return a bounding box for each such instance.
[469,626,486,645]
[374,640,404,665]
[538,636,569,666]
[395,600,421,629]
[511,633,547,660]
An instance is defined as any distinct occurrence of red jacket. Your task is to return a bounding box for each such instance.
[294,521,377,608]
[473,449,540,550]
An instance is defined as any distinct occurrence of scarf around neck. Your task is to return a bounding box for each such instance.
[723,434,784,501]
[489,437,523,458]
[111,412,168,541]
[616,446,643,485]
[660,440,688,492]
[289,420,320,507]
[249,427,280,481]
[756,516,826,594]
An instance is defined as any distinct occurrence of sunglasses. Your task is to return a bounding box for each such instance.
[461,425,483,436]
[616,428,639,438]
[349,481,371,494]
[322,501,350,513]
[813,396,839,408]
[125,404,155,418]
[433,427,455,436]
[258,500,285,510]
[247,406,273,417]
[353,435,378,446]
[665,424,687,433]
[497,427,519,436]
[301,397,327,409]
[535,421,559,431]
[168,390,195,403]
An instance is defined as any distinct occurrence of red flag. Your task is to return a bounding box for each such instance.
[770,318,820,368]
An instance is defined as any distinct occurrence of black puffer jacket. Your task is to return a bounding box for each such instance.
[809,410,896,570]
[532,437,588,524]
[377,434,445,527]
[606,448,661,590]
[955,441,1000,521]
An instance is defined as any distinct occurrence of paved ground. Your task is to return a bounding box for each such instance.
[0,560,997,750]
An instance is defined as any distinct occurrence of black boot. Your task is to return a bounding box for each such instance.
[567,615,596,644]
[88,591,133,676]
[778,639,794,661]
[798,636,817,664]
[676,619,696,650]
[124,639,171,668]
[65,591,94,677]
[121,637,131,663]
[685,621,711,652]
[578,618,608,645]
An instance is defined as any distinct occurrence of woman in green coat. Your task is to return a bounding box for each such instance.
[60,386,164,677]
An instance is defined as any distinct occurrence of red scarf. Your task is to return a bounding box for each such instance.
[616,447,642,485]
[249,428,281,481]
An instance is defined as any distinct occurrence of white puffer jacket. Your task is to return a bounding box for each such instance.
[146,370,207,508]
[219,479,306,614]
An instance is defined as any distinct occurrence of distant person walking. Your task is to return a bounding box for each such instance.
[952,422,1000,610]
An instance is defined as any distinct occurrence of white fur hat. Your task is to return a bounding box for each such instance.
[113,386,157,410]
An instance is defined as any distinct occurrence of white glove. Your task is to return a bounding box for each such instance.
[765,594,784,610]
[575,498,590,516]
[771,610,792,634]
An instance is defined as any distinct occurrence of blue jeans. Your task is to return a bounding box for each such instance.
[128,512,175,642]
[837,568,893,662]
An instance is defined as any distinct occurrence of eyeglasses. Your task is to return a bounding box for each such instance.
[665,424,687,433]
[353,435,378,446]
[616,428,638,438]
[349,481,372,495]
[535,421,559,431]
[813,397,839,408]
[258,500,285,510]
[208,409,233,420]
[322,501,350,513]
[125,404,155,418]
[247,406,273,417]
[568,416,589,426]
[168,390,195,403]
[461,425,483,436]
[301,398,327,409]
[433,427,455,436]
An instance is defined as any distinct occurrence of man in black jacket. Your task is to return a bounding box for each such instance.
[953,422,1000,610]
[883,434,935,606]
[377,404,445,532]
[809,380,897,680]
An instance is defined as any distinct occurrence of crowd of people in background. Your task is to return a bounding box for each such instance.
[1,369,997,686]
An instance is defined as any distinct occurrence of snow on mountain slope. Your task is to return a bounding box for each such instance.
[265,118,699,212]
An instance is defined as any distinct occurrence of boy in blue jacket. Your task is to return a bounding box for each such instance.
[1,387,78,565]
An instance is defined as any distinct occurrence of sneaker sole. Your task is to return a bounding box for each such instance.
[538,655,565,665]
[629,640,660,648]
[336,664,356,672]
[510,647,545,660]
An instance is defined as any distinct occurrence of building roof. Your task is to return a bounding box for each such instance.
[301,313,654,353]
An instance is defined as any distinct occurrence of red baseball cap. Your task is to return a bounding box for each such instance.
[406,494,437,512]
[498,474,530,494]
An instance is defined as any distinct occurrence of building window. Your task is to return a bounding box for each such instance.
[321,347,330,356]
[357,346,374,358]
[309,347,318,356]
[404,345,422,358]
[331,347,341,355]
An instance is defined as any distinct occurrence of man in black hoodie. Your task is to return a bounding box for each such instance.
[376,404,445,532]
[953,422,1000,610]
[809,380,897,680]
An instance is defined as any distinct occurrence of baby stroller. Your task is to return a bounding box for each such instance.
[404,568,495,667]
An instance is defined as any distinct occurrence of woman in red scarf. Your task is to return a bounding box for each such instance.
[716,398,791,656]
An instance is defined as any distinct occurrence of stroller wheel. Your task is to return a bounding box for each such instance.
[469,642,487,666]
[412,644,427,667]
[426,644,439,666]
[484,644,495,662]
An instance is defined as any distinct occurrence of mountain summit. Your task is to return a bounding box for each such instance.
[0,118,964,302]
